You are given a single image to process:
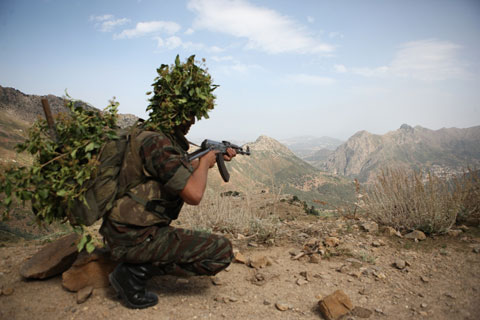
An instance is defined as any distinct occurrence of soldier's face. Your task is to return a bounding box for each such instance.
[179,117,196,135]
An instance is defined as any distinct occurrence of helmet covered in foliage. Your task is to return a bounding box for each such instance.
[145,55,218,133]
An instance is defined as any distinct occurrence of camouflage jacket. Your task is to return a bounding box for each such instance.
[101,127,194,245]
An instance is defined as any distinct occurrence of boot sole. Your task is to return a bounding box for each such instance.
[109,272,158,309]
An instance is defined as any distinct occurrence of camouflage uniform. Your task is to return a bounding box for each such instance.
[100,128,233,277]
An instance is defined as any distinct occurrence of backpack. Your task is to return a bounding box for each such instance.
[66,126,155,226]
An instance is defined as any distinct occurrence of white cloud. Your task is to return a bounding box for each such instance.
[115,21,181,39]
[90,14,130,32]
[346,39,466,81]
[187,0,334,54]
[155,36,225,53]
[185,28,195,35]
[307,16,315,23]
[286,73,335,86]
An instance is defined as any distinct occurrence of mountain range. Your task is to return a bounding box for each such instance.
[321,123,480,182]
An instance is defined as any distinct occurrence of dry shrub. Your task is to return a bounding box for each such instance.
[363,168,459,234]
[453,169,480,225]
[174,191,281,243]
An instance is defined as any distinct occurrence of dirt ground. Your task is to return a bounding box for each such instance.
[1,213,479,320]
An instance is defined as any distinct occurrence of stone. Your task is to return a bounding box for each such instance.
[352,306,373,318]
[318,290,354,320]
[382,226,402,237]
[404,230,427,241]
[296,278,308,286]
[249,256,271,269]
[324,237,340,247]
[20,233,80,279]
[447,229,462,237]
[361,222,378,233]
[309,254,321,264]
[275,302,290,311]
[393,259,407,270]
[76,286,93,304]
[2,287,14,296]
[211,277,223,286]
[233,252,248,264]
[420,276,430,283]
[62,248,117,292]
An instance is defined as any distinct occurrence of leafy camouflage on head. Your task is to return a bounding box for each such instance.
[144,55,218,133]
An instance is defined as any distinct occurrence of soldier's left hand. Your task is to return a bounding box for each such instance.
[223,148,236,161]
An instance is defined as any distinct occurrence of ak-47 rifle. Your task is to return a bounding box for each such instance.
[188,140,251,182]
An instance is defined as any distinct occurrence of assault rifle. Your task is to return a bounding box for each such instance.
[188,140,251,182]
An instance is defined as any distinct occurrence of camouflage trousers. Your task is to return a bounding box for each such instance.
[100,219,233,277]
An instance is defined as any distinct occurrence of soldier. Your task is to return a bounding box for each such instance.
[100,55,236,309]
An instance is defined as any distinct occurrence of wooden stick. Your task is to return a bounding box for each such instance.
[41,98,58,140]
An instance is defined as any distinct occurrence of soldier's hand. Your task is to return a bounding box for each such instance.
[200,150,217,168]
[223,148,236,161]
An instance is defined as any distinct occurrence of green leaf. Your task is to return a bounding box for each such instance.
[85,142,95,152]
[77,234,88,252]
[56,189,67,197]
[85,241,96,254]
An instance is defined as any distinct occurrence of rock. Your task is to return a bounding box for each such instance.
[62,248,117,292]
[393,259,407,270]
[420,276,430,283]
[352,306,373,318]
[447,229,463,237]
[371,240,383,247]
[20,233,80,279]
[404,230,427,241]
[249,256,271,269]
[233,251,248,264]
[470,245,480,254]
[324,237,340,247]
[76,286,93,304]
[275,302,290,311]
[211,277,223,286]
[420,303,427,308]
[318,290,354,320]
[382,226,402,237]
[458,225,469,232]
[361,222,378,233]
[2,287,14,296]
[309,254,321,264]
[263,299,272,305]
[299,271,312,281]
[296,278,308,286]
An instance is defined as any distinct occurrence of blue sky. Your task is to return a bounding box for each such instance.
[1,0,479,142]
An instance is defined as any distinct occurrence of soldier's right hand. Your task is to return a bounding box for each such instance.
[200,150,217,169]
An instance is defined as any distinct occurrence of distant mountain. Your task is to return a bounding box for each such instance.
[280,136,344,158]
[207,135,355,208]
[321,124,480,182]
[0,85,138,128]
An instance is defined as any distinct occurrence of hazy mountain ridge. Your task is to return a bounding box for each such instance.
[0,85,138,128]
[208,135,355,208]
[280,135,344,158]
[322,124,480,182]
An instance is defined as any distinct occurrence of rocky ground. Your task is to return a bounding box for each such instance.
[1,209,480,320]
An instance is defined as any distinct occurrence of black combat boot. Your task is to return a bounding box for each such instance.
[109,262,159,309]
